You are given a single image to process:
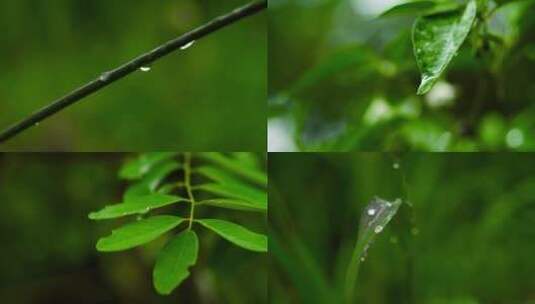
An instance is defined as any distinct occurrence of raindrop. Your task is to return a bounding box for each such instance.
[374,225,383,233]
[411,227,420,235]
[360,257,365,262]
[99,72,111,82]
[139,66,151,72]
[367,208,376,216]
[34,122,40,126]
[392,162,400,169]
[180,40,196,50]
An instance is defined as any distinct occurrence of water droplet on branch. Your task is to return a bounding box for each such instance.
[393,162,400,169]
[180,41,196,50]
[374,225,383,233]
[139,66,151,72]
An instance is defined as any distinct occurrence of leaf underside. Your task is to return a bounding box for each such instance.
[412,0,477,94]
[197,218,268,252]
[153,230,199,295]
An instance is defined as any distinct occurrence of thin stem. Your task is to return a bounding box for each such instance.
[0,1,267,144]
[184,153,196,230]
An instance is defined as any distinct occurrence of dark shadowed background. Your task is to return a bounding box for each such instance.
[0,153,267,304]
[269,152,535,303]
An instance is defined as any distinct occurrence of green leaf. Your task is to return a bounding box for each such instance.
[199,153,267,186]
[119,152,178,180]
[197,198,266,212]
[380,1,460,18]
[153,230,199,295]
[345,198,402,303]
[96,215,184,252]
[380,1,437,17]
[197,183,267,208]
[412,0,477,94]
[197,219,267,252]
[89,194,187,220]
[123,160,181,201]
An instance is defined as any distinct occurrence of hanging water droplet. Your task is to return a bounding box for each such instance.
[34,122,40,126]
[367,208,376,216]
[180,40,196,50]
[99,72,111,82]
[393,162,400,169]
[139,66,151,72]
[374,225,383,233]
[360,257,365,262]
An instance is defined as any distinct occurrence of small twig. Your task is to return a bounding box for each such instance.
[0,1,267,144]
[184,153,196,230]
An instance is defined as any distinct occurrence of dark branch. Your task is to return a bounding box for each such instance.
[0,0,267,144]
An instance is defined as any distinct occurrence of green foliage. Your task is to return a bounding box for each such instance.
[269,0,535,151]
[153,230,199,295]
[412,1,477,94]
[269,153,535,303]
[89,152,267,295]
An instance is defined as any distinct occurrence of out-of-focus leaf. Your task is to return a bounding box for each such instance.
[199,153,267,186]
[197,219,267,252]
[153,230,198,295]
[123,160,181,201]
[89,194,187,220]
[380,1,437,18]
[96,215,184,252]
[413,0,477,94]
[197,198,266,212]
[119,153,178,180]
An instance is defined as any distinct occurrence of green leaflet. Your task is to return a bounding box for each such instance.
[196,165,246,186]
[89,194,187,220]
[153,230,199,295]
[96,215,184,252]
[197,183,267,209]
[119,152,178,180]
[123,160,181,201]
[197,219,267,252]
[412,0,477,94]
[199,152,267,186]
[197,198,266,212]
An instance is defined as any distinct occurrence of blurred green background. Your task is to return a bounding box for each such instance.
[269,152,535,303]
[268,0,535,151]
[0,153,266,303]
[0,1,266,151]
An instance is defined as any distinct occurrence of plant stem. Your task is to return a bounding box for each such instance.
[184,153,196,230]
[0,0,267,144]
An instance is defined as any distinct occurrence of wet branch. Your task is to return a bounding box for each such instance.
[0,0,267,144]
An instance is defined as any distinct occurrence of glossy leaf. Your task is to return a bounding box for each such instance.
[197,182,267,208]
[199,152,267,186]
[413,0,477,94]
[96,215,184,252]
[345,197,402,302]
[89,194,187,220]
[119,152,178,180]
[197,198,266,212]
[123,160,181,201]
[153,230,199,295]
[197,219,267,252]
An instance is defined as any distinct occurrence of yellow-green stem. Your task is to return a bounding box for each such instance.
[184,153,196,230]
